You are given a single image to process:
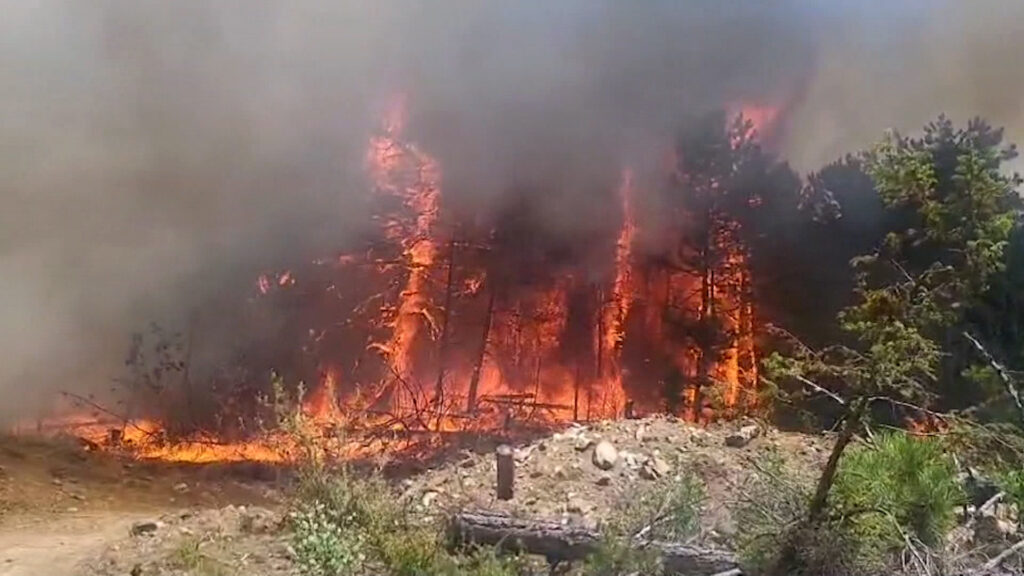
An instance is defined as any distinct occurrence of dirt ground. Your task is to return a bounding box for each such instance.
[0,418,830,576]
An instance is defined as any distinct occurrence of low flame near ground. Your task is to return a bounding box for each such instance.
[11,98,779,464]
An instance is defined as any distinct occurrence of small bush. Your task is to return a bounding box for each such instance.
[995,467,1024,524]
[292,500,366,576]
[833,432,964,549]
[577,536,661,576]
[168,537,232,576]
[733,452,817,574]
[606,470,704,540]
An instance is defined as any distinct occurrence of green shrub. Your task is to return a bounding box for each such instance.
[292,500,366,576]
[578,536,661,576]
[833,432,964,550]
[995,467,1024,524]
[732,453,818,574]
[606,470,704,540]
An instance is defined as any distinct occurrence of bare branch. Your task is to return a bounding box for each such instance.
[962,331,1024,425]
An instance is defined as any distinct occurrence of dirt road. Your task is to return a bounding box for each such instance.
[0,512,152,576]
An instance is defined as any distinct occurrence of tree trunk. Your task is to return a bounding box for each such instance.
[737,265,756,411]
[434,237,457,412]
[693,242,714,423]
[772,397,867,575]
[466,286,496,414]
[807,397,866,522]
[448,511,738,575]
[495,445,514,500]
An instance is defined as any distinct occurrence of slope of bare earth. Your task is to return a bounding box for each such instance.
[0,434,284,576]
[401,415,831,545]
[0,417,832,575]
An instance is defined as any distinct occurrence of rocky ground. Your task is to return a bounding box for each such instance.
[401,415,831,546]
[20,415,1014,575]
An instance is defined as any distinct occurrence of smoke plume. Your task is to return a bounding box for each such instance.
[2,0,1022,423]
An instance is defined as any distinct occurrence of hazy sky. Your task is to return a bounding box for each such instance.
[2,1,1023,422]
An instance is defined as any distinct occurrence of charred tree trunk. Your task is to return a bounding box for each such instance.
[466,286,496,414]
[495,445,514,500]
[434,237,458,412]
[737,264,756,411]
[693,238,714,422]
[448,511,738,575]
[573,361,581,422]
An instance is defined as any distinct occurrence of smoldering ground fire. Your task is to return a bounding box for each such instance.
[5,1,1024,462]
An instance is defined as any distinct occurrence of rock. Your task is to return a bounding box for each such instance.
[240,507,279,534]
[130,521,160,536]
[173,482,189,493]
[529,469,543,479]
[596,475,612,487]
[130,564,143,576]
[66,507,78,513]
[640,456,671,480]
[592,440,618,471]
[574,436,594,452]
[975,515,1019,544]
[421,490,439,508]
[725,425,760,448]
[622,451,641,470]
[635,424,647,443]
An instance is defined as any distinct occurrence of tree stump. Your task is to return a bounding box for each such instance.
[496,444,514,500]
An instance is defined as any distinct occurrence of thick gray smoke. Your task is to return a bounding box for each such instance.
[2,1,1022,423]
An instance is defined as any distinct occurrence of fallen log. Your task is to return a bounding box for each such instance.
[448,511,740,575]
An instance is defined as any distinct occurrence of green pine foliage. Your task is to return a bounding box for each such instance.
[832,433,964,550]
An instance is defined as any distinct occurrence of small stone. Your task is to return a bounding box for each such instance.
[596,475,612,487]
[725,424,760,448]
[51,478,63,487]
[574,436,594,452]
[421,491,439,508]
[566,498,588,515]
[130,521,160,536]
[553,466,566,479]
[622,451,640,470]
[537,442,548,452]
[592,440,618,471]
[530,470,543,479]
[66,507,79,513]
[634,425,646,443]
[640,456,671,480]
[173,482,189,493]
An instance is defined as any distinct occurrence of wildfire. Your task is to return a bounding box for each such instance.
[732,102,782,142]
[366,102,443,413]
[14,97,769,463]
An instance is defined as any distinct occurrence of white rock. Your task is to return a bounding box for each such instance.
[640,456,671,480]
[592,440,619,471]
[574,436,594,452]
[725,424,760,448]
